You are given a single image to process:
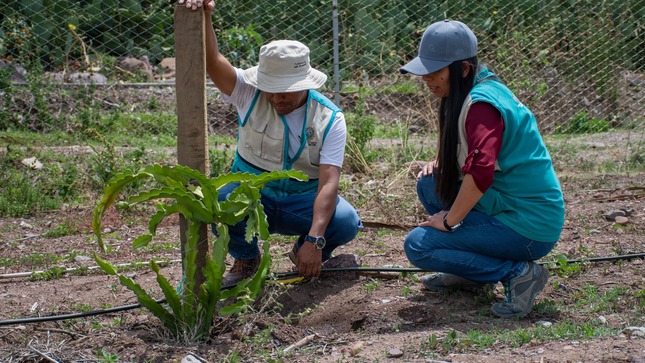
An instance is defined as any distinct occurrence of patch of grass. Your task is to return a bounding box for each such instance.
[0,172,65,217]
[69,265,90,276]
[420,321,619,356]
[464,329,498,349]
[31,266,66,281]
[0,257,13,266]
[0,149,87,217]
[572,284,633,314]
[70,303,94,312]
[0,129,79,145]
[95,111,178,146]
[223,350,242,363]
[43,222,78,238]
[18,252,61,268]
[532,299,560,316]
[546,131,645,175]
[341,80,421,95]
[556,112,611,134]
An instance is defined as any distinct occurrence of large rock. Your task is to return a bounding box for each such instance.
[0,59,27,83]
[46,72,108,84]
[117,54,154,81]
[159,57,176,80]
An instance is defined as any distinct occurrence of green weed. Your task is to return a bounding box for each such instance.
[284,305,318,325]
[209,145,234,178]
[547,254,586,278]
[70,303,94,312]
[69,266,90,276]
[95,349,119,363]
[556,112,611,134]
[345,86,377,173]
[400,285,412,297]
[364,278,380,292]
[31,266,67,281]
[43,222,78,238]
[573,284,632,314]
[223,350,242,363]
[13,252,60,268]
[532,299,560,316]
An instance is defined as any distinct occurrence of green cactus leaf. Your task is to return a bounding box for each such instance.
[132,234,152,248]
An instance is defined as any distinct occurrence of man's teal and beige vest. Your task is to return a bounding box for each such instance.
[233,90,341,196]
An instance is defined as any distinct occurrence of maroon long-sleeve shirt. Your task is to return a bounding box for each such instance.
[461,102,504,193]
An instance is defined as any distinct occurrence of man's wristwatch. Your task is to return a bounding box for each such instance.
[304,235,326,250]
[442,214,462,232]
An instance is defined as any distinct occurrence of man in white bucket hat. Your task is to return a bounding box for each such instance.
[182,0,361,285]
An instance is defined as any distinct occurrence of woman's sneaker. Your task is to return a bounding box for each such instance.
[491,262,549,318]
[421,273,490,292]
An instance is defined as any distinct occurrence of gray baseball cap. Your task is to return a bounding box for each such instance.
[400,20,477,75]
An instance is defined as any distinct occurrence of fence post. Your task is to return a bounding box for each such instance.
[174,5,210,293]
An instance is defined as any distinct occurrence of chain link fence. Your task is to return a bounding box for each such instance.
[1,0,643,165]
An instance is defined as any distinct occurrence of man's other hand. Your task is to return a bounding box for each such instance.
[178,0,214,11]
[296,241,323,278]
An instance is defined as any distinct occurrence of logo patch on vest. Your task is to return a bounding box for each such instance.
[306,126,317,146]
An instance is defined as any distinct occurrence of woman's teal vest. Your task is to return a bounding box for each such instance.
[457,67,565,242]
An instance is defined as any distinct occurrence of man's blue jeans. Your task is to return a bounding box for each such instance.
[404,175,555,283]
[216,183,362,261]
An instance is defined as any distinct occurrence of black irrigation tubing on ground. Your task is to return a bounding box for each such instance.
[0,252,643,327]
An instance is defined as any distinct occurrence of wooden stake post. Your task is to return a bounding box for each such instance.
[174,6,210,290]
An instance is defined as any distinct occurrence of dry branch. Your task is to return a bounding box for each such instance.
[283,333,317,353]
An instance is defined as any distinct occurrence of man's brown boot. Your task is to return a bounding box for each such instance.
[222,256,261,286]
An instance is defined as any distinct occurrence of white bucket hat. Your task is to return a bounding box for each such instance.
[242,40,327,93]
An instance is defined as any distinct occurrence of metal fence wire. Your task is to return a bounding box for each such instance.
[0,0,643,146]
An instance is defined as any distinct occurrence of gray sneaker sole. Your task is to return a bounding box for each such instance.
[491,263,549,318]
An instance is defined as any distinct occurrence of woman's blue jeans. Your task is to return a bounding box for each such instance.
[215,183,362,261]
[404,175,555,283]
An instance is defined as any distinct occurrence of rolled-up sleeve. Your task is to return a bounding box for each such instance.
[462,102,504,193]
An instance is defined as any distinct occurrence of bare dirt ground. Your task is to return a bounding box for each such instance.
[0,166,643,362]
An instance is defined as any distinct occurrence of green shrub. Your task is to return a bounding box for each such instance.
[556,112,611,134]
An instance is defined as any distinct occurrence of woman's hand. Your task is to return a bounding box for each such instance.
[419,210,449,231]
[178,0,214,11]
[417,160,437,179]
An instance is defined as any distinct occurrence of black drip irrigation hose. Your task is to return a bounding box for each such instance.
[1,252,643,327]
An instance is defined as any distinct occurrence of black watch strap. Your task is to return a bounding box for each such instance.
[304,235,326,249]
[443,213,462,232]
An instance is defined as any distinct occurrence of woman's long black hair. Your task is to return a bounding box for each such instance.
[435,56,478,207]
